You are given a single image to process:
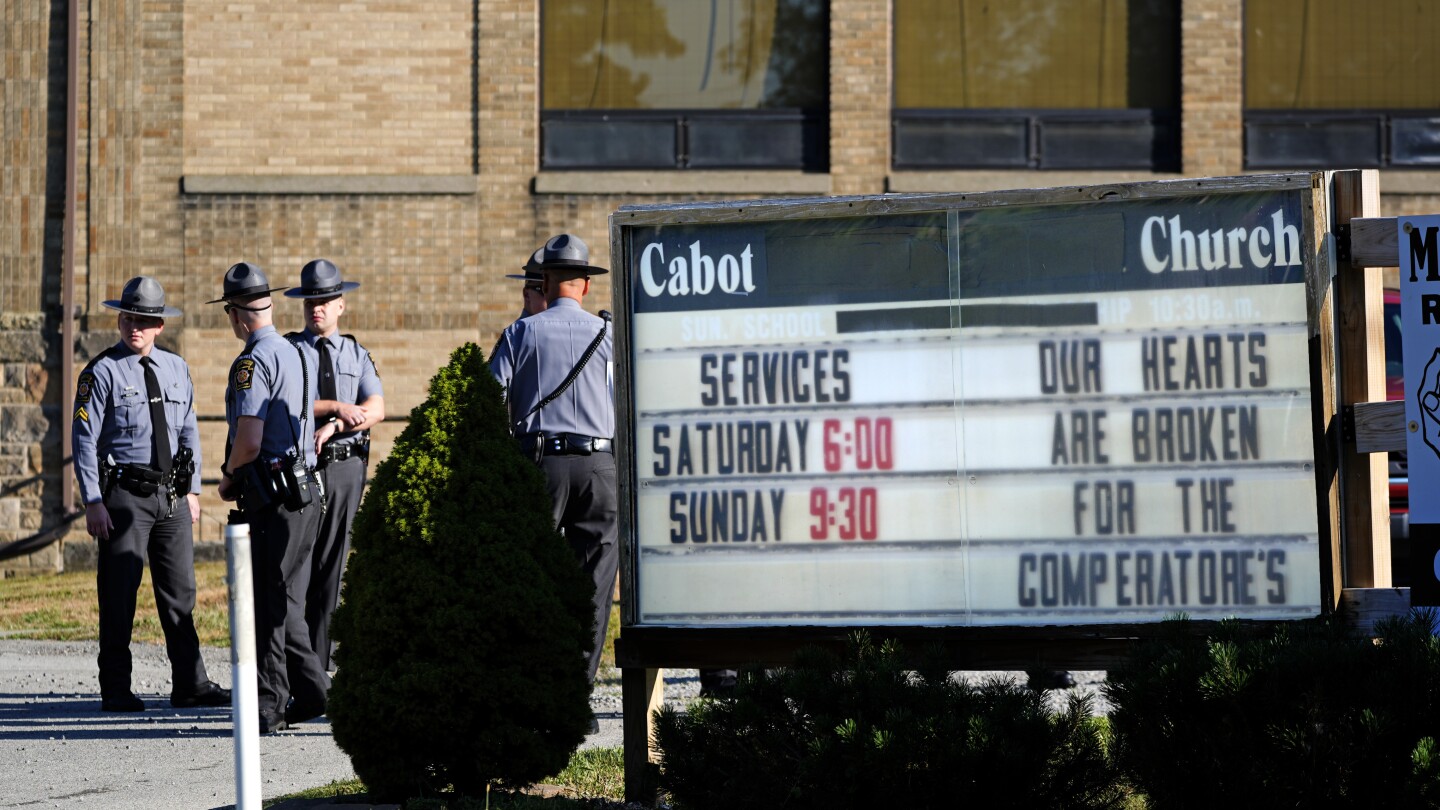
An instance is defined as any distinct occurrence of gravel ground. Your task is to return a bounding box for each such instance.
[0,637,1107,809]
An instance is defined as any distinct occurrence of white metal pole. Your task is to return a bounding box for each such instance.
[226,522,261,810]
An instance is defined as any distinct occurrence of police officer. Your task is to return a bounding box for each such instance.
[510,248,549,320]
[284,259,384,672]
[211,262,329,733]
[490,248,548,362]
[490,234,616,729]
[72,276,230,712]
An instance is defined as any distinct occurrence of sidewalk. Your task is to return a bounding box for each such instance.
[0,638,661,809]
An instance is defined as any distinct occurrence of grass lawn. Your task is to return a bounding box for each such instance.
[0,560,234,645]
[0,560,621,671]
[267,746,627,808]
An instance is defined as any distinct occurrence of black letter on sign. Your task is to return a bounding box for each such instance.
[1409,225,1440,283]
[1424,294,1440,325]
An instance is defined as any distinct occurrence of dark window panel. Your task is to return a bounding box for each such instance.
[685,114,826,170]
[893,115,1030,169]
[1392,117,1440,166]
[541,111,826,171]
[542,118,677,169]
[892,110,1177,171]
[1244,114,1384,169]
[1039,116,1177,170]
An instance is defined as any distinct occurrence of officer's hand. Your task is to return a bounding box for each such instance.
[315,420,339,455]
[218,475,238,502]
[336,403,367,429]
[187,493,200,524]
[86,502,113,540]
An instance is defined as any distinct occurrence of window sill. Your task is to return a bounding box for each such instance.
[533,171,831,196]
[1376,170,1440,194]
[181,175,476,195]
[887,169,1186,194]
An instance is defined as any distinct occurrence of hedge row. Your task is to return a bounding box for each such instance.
[656,614,1440,810]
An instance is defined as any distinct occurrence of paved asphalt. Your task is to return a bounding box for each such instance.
[0,638,674,809]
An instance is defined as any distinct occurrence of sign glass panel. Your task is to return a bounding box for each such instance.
[625,190,1322,626]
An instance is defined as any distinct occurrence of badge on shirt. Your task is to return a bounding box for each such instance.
[76,373,93,404]
[73,405,89,423]
[233,358,255,391]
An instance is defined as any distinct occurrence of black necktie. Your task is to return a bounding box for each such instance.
[140,356,172,474]
[317,337,338,403]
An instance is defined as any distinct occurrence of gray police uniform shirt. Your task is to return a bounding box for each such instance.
[226,325,319,469]
[490,297,614,438]
[72,343,202,505]
[287,330,383,448]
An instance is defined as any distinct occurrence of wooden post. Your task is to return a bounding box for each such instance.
[1331,170,1390,587]
[1338,587,1412,635]
[622,666,665,805]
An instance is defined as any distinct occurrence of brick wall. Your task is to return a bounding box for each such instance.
[183,0,474,176]
[1181,0,1244,176]
[176,196,483,333]
[830,0,889,196]
[0,0,65,574]
[0,314,59,574]
[0,0,56,314]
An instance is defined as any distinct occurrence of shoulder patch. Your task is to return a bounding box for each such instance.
[366,350,378,375]
[73,405,89,423]
[75,372,95,404]
[232,358,255,391]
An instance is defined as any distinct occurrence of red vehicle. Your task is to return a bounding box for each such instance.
[1384,288,1410,582]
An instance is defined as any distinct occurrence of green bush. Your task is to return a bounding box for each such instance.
[1104,611,1440,810]
[327,343,596,800]
[653,632,1123,810]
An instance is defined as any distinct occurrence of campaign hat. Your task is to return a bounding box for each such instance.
[102,276,183,318]
[284,258,361,298]
[535,233,608,276]
[206,262,288,304]
[504,248,546,281]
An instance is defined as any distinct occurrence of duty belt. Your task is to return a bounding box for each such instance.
[106,463,174,497]
[318,441,366,466]
[519,432,613,457]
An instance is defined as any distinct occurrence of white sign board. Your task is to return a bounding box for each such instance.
[620,189,1324,628]
[1399,215,1440,525]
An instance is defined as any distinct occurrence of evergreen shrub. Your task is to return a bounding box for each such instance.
[327,343,596,800]
[1104,612,1440,809]
[653,632,1123,810]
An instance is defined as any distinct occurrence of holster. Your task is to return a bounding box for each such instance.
[236,459,273,511]
[238,453,316,513]
[100,457,117,499]
[166,447,195,516]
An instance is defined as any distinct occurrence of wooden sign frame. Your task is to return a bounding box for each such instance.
[607,171,1368,796]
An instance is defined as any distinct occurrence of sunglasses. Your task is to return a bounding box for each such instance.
[119,313,163,329]
[524,284,543,294]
